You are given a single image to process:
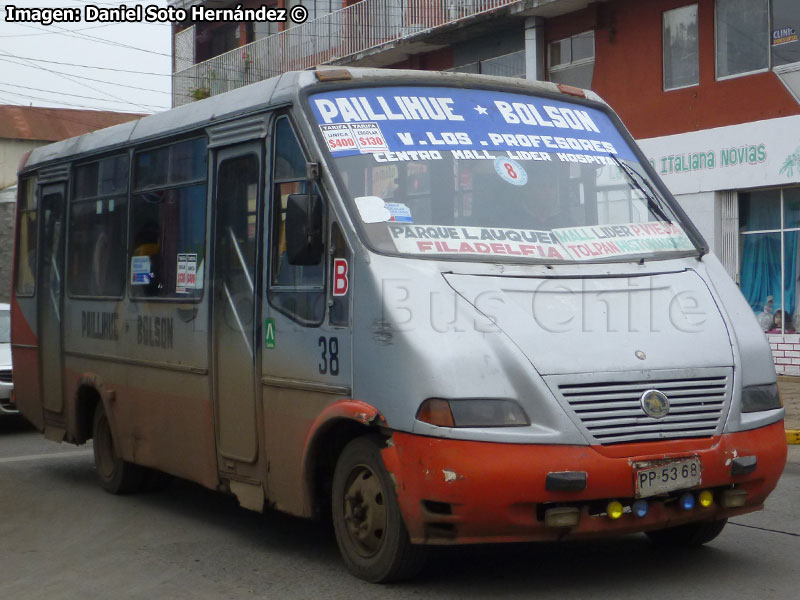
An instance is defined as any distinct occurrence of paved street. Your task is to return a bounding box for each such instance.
[1,416,797,599]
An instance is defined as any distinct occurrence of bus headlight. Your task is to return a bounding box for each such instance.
[741,384,781,413]
[416,398,530,427]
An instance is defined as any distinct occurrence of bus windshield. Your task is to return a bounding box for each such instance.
[309,85,698,263]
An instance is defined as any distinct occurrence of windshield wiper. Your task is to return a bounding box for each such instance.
[608,154,673,225]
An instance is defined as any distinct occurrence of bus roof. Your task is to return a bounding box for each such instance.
[21,68,605,173]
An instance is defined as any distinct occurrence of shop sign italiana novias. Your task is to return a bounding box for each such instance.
[636,114,800,195]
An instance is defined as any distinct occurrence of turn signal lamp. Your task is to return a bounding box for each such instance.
[416,399,455,427]
[416,398,529,427]
[632,499,649,518]
[607,501,624,520]
[699,490,714,508]
[680,492,695,511]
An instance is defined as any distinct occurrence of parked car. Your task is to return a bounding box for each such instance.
[0,303,16,414]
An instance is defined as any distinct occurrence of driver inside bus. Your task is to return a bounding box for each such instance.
[524,178,575,231]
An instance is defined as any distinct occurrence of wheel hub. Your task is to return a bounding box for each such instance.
[343,465,387,557]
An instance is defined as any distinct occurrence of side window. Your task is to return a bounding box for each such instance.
[14,177,37,296]
[215,154,259,323]
[269,116,325,324]
[68,155,128,297]
[130,138,208,299]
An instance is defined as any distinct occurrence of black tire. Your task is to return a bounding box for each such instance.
[92,403,145,494]
[646,519,728,546]
[332,436,428,583]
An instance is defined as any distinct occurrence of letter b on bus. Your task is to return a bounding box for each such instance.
[333,258,349,296]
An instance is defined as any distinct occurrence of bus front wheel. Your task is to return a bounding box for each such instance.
[331,435,427,583]
[646,518,728,546]
[92,403,145,494]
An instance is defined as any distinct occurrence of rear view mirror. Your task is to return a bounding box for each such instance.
[286,193,323,265]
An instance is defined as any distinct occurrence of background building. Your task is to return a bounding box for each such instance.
[170,0,800,374]
[0,105,143,302]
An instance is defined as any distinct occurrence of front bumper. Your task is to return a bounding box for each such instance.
[381,421,787,545]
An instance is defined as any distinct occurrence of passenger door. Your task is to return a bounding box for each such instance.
[37,183,67,418]
[260,115,353,512]
[211,143,263,465]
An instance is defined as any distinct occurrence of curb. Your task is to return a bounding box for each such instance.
[787,430,800,445]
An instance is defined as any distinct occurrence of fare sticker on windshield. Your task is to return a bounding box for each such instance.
[388,224,566,260]
[322,122,389,154]
[321,124,358,153]
[552,222,695,260]
[351,122,389,152]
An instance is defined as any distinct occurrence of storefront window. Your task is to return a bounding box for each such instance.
[740,187,800,333]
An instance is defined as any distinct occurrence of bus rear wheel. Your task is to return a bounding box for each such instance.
[92,403,145,494]
[332,435,427,583]
[646,518,728,546]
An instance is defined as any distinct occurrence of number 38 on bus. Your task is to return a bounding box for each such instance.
[11,68,787,582]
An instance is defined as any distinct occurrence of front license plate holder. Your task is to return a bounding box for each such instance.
[633,457,702,498]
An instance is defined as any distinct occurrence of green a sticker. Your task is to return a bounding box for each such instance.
[265,318,275,349]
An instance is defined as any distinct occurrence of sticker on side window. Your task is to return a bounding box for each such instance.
[131,256,152,285]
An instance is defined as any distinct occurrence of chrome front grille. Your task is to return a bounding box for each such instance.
[0,369,11,383]
[554,370,732,445]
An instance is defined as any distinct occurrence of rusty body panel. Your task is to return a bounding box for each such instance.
[261,388,361,516]
[381,422,787,545]
[63,364,219,489]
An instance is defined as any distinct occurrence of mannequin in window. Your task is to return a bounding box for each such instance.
[756,296,774,331]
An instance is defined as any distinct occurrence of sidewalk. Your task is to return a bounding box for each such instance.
[777,377,800,444]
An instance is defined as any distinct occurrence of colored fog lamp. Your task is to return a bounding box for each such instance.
[680,492,695,511]
[632,499,649,518]
[699,490,714,508]
[607,501,624,519]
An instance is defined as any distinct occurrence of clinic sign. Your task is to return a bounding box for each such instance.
[637,115,800,195]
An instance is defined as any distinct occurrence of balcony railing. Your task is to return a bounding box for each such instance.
[172,0,520,106]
